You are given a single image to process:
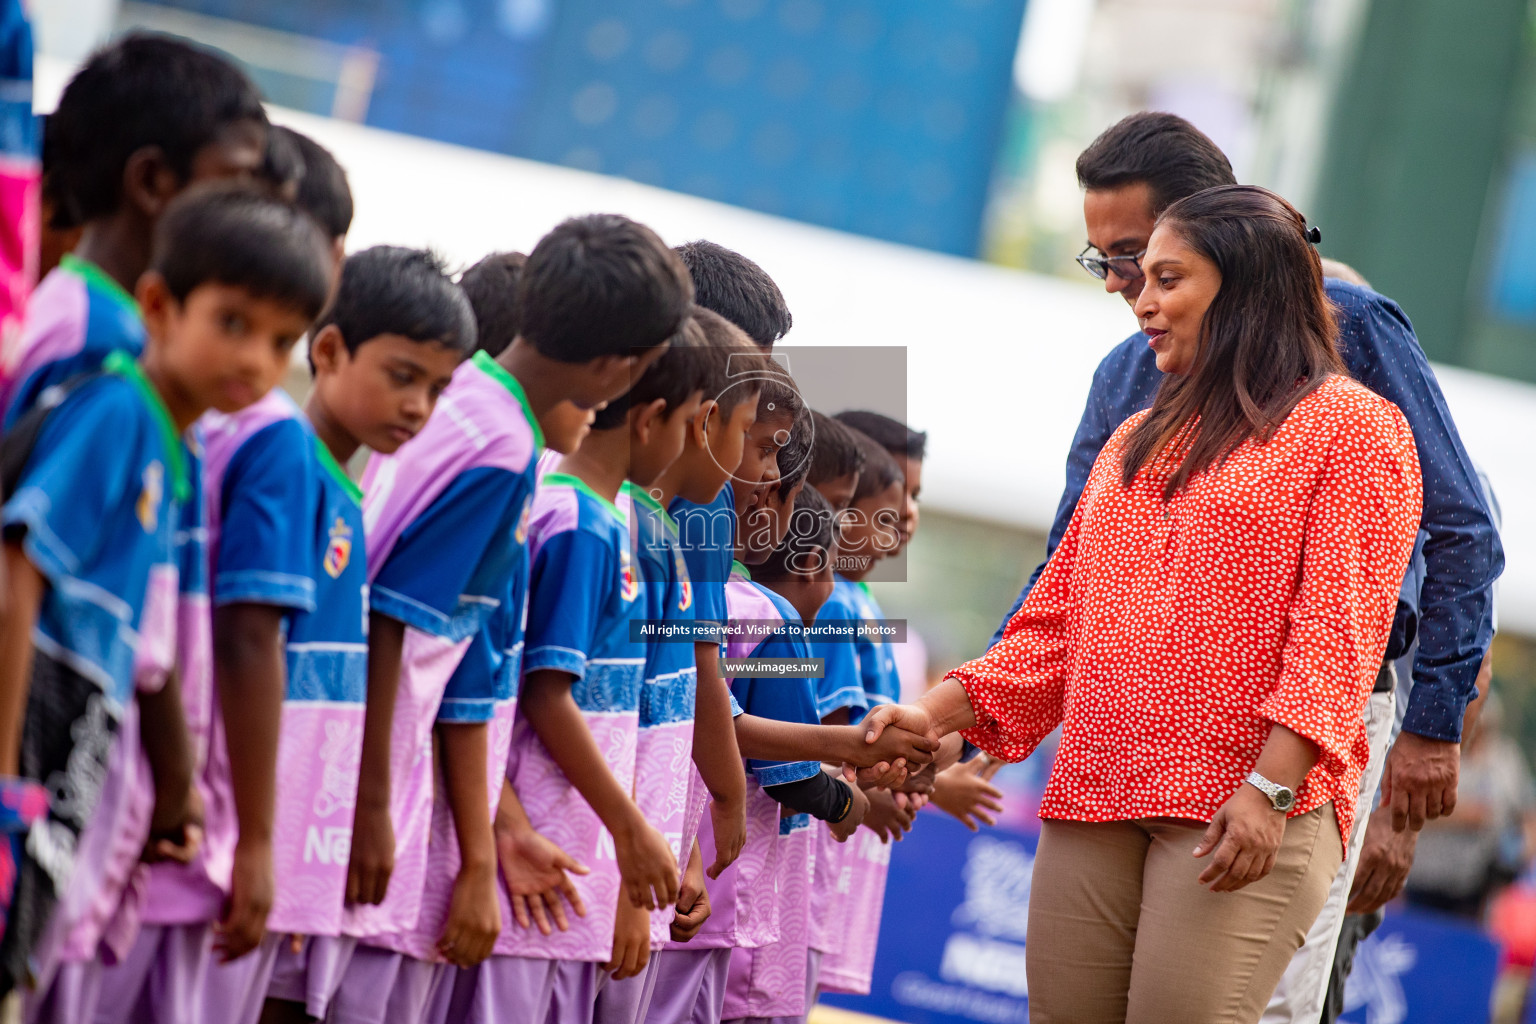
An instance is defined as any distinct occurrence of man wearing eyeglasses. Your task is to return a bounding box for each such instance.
[987,112,1503,1024]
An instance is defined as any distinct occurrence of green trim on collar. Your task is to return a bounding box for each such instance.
[60,254,139,316]
[471,351,545,452]
[731,560,752,582]
[621,481,678,531]
[543,472,622,520]
[312,434,363,503]
[103,350,189,504]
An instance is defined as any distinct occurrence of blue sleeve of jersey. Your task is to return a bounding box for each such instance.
[809,628,868,720]
[215,419,317,611]
[730,633,821,786]
[438,624,503,724]
[523,528,611,679]
[371,467,524,640]
[2,381,140,584]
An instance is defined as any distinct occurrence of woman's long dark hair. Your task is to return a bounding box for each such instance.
[1120,185,1346,498]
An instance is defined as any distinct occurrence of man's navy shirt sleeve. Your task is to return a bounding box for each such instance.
[1330,283,1503,741]
[990,280,1503,744]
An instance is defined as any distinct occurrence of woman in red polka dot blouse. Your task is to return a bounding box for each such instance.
[869,186,1421,1023]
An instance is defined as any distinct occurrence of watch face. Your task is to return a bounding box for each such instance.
[1274,788,1296,812]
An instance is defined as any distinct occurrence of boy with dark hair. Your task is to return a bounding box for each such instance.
[489,321,708,1024]
[5,183,330,1005]
[458,252,527,358]
[141,246,474,1024]
[5,32,268,421]
[733,371,801,560]
[806,411,865,512]
[814,431,909,999]
[325,214,687,1024]
[833,410,926,557]
[720,486,865,1024]
[275,126,353,258]
[739,404,812,564]
[674,240,791,350]
[259,126,304,202]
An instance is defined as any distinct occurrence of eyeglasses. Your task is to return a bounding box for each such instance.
[1076,245,1147,282]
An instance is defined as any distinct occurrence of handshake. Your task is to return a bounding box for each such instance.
[848,702,942,787]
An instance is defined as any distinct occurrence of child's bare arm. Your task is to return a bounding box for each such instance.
[0,541,43,775]
[139,669,201,861]
[520,669,678,909]
[691,642,745,877]
[348,611,404,906]
[735,716,936,773]
[212,602,286,961]
[436,722,500,967]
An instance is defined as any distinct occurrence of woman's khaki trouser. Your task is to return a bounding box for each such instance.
[1025,805,1342,1024]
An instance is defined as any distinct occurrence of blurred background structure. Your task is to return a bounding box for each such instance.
[27,2,1536,1018]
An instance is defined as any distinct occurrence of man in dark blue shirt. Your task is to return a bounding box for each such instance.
[988,113,1504,1021]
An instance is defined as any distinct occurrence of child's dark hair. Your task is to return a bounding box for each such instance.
[519,214,693,362]
[1075,112,1237,218]
[690,306,768,417]
[308,246,477,369]
[459,252,527,357]
[808,411,866,486]
[674,240,792,349]
[261,125,304,198]
[590,316,711,431]
[43,32,267,229]
[757,362,803,425]
[754,485,835,582]
[834,410,927,462]
[151,183,331,321]
[773,406,815,499]
[280,127,353,241]
[843,428,902,504]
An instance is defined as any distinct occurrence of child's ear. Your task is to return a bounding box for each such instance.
[135,271,176,337]
[692,399,718,448]
[309,325,347,375]
[631,397,670,444]
[121,145,181,219]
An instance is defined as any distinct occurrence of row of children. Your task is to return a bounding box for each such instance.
[0,31,998,1024]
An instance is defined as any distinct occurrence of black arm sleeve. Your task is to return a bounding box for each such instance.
[764,772,854,823]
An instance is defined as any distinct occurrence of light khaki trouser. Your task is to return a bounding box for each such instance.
[1026,805,1343,1024]
[1263,688,1396,1023]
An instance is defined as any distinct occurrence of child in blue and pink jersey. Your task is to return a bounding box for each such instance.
[324,216,690,1024]
[7,185,329,1015]
[642,315,763,1024]
[721,485,865,1024]
[2,35,267,425]
[803,411,869,998]
[141,247,471,1024]
[564,326,709,1024]
[814,431,908,999]
[460,324,703,1024]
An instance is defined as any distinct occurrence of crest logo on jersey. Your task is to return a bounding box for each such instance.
[514,499,531,544]
[673,551,693,611]
[136,461,163,532]
[323,517,353,578]
[620,548,640,603]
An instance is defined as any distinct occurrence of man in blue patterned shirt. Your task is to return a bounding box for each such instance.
[990,112,1504,1024]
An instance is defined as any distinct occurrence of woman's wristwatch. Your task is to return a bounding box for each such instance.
[1243,771,1296,812]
